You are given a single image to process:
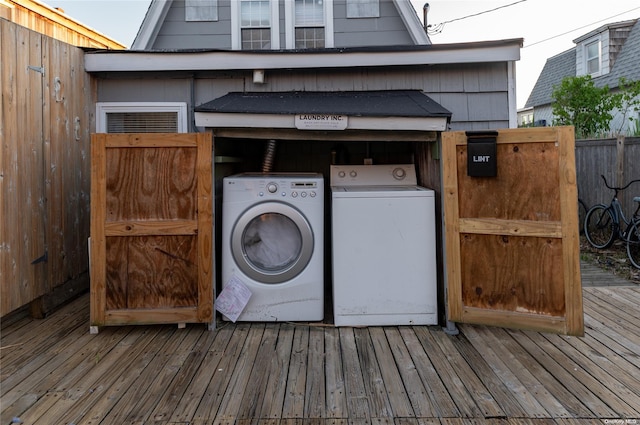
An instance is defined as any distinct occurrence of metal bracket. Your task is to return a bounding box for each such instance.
[31,251,48,265]
[27,65,45,75]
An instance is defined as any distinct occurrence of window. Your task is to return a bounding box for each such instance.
[185,0,218,22]
[96,103,188,133]
[586,40,600,75]
[295,0,324,48]
[241,0,271,50]
[347,0,379,18]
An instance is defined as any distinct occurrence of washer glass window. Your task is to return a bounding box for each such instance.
[231,202,314,283]
[243,213,302,272]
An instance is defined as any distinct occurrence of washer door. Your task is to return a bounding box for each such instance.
[231,201,314,284]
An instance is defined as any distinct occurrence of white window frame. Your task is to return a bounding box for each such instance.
[96,102,188,133]
[231,0,280,50]
[585,39,601,76]
[285,0,333,49]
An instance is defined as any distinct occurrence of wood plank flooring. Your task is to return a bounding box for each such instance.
[2,281,639,424]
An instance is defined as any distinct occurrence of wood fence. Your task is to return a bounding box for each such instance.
[1,19,94,317]
[576,137,640,215]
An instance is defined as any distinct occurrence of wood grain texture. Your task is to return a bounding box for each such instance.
[106,147,197,221]
[443,127,583,336]
[90,133,213,328]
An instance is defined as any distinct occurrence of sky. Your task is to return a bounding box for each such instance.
[41,0,640,109]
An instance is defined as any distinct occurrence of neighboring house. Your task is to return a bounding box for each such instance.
[525,18,640,136]
[1,0,125,49]
[516,106,534,127]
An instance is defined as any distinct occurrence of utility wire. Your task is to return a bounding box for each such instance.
[524,6,640,48]
[427,0,527,35]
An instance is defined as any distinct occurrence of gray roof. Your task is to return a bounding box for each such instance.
[597,18,640,89]
[195,90,452,119]
[525,18,640,108]
[524,48,575,108]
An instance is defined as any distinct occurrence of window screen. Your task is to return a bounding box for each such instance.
[347,0,379,18]
[240,0,271,50]
[186,0,218,21]
[586,41,600,75]
[106,112,179,133]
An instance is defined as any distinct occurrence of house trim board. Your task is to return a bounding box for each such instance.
[194,112,448,131]
[85,39,522,72]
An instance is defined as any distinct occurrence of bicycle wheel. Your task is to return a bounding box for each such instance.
[578,198,588,235]
[584,204,616,249]
[627,220,640,269]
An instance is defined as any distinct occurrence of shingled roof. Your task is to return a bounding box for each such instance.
[525,18,640,108]
[524,49,575,108]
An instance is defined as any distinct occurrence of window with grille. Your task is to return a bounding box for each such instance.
[295,0,324,49]
[96,103,188,133]
[241,0,271,50]
[586,40,600,75]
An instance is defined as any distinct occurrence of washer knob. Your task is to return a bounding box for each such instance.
[338,171,346,178]
[350,170,357,178]
[392,167,407,180]
[267,182,278,193]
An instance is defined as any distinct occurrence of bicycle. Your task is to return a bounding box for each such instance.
[583,175,640,269]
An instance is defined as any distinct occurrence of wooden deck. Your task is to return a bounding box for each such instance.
[1,266,639,425]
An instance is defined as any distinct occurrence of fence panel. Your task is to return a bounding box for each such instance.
[575,137,639,215]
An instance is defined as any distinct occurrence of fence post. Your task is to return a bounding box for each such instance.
[616,135,625,187]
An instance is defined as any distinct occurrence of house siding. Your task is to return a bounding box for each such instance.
[333,0,414,47]
[95,63,511,131]
[151,0,233,50]
[147,0,418,50]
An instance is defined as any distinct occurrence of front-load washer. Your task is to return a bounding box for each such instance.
[222,173,324,321]
[331,164,437,326]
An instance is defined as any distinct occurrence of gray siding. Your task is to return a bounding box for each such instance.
[147,0,418,50]
[333,0,414,47]
[96,63,511,131]
[152,0,233,50]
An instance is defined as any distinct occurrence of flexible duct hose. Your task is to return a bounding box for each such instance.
[262,139,277,173]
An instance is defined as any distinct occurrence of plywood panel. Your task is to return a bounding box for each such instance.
[90,133,213,330]
[456,142,561,221]
[460,234,565,316]
[106,147,197,221]
[443,127,583,336]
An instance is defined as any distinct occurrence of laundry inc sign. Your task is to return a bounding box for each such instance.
[295,114,348,130]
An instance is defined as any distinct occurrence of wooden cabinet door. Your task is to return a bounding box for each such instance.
[90,133,213,330]
[442,127,583,336]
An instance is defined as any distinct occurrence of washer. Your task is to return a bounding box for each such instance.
[222,173,324,321]
[331,164,437,326]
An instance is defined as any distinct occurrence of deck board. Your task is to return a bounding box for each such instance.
[2,281,640,424]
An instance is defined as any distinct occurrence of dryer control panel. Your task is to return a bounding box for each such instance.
[330,164,417,186]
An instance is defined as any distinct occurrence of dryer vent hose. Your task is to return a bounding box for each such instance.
[262,139,277,173]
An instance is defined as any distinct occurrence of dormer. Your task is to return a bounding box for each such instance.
[132,0,429,50]
[573,19,636,78]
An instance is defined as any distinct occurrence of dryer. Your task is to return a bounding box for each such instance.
[331,164,438,326]
[222,173,324,321]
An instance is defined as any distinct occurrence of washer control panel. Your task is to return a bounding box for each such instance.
[224,173,323,202]
[258,179,319,198]
[330,164,417,186]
